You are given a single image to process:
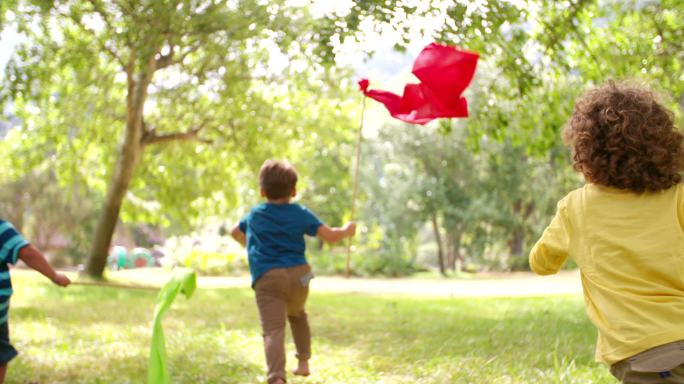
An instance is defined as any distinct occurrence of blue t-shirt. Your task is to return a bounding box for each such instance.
[239,203,323,286]
[0,220,29,324]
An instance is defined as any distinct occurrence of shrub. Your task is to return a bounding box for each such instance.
[160,226,248,276]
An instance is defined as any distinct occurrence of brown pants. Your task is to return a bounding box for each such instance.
[611,341,684,383]
[254,264,313,384]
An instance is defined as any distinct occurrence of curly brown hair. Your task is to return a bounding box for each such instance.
[563,81,682,193]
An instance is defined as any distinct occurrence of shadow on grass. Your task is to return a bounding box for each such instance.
[8,278,608,383]
[8,347,264,384]
[306,292,601,381]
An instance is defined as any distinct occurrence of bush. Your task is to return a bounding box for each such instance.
[160,226,248,276]
[308,248,417,278]
[306,226,419,277]
[354,251,418,277]
[307,244,348,275]
[178,249,246,276]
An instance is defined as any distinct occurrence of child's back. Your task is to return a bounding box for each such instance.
[240,203,322,285]
[532,183,684,364]
[231,160,355,384]
[530,81,684,382]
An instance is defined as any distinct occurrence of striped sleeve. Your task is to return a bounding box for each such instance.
[0,220,30,265]
[0,269,11,324]
[0,297,10,324]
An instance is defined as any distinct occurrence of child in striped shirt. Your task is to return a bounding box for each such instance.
[0,219,70,383]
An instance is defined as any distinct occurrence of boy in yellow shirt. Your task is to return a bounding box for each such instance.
[530,82,684,383]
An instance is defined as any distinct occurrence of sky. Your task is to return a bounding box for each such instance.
[0,27,19,74]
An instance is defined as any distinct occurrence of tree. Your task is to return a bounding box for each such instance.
[356,122,479,274]
[4,0,680,278]
[1,0,349,278]
[333,0,682,273]
[399,123,477,274]
[325,1,590,93]
[328,0,682,139]
[564,0,683,111]
[0,164,98,263]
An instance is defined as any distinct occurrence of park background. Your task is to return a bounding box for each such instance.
[0,0,682,383]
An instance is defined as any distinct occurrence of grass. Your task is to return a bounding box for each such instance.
[5,271,614,384]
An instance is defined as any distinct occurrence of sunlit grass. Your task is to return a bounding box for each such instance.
[6,272,613,383]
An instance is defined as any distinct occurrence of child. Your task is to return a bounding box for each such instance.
[231,159,356,384]
[0,219,70,383]
[530,81,684,383]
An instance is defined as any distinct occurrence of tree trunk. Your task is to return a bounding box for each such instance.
[83,141,142,278]
[84,60,151,278]
[431,212,446,276]
[447,230,464,272]
[446,234,454,271]
[9,190,24,232]
[508,200,534,259]
[509,226,525,257]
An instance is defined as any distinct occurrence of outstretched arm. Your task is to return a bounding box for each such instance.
[529,200,570,275]
[231,224,246,247]
[19,245,71,287]
[317,222,356,244]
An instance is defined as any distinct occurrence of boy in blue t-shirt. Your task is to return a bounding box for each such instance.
[0,220,70,383]
[231,159,356,384]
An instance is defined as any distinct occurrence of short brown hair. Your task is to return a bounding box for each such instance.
[563,81,682,193]
[259,160,298,199]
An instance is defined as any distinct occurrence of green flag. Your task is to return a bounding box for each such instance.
[148,268,197,384]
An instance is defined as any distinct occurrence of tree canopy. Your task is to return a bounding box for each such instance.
[1,0,681,276]
[1,0,358,277]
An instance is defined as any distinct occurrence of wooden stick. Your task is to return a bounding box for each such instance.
[345,96,367,278]
[71,280,159,291]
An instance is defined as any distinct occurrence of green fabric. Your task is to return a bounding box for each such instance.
[148,268,197,384]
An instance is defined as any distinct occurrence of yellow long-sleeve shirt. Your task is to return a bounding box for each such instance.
[530,183,684,364]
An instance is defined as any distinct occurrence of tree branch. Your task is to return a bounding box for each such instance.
[143,131,209,145]
[155,42,203,71]
[86,0,114,30]
[539,0,590,53]
[141,120,213,146]
[155,45,176,70]
[175,44,203,65]
[647,6,682,57]
[570,26,604,76]
[125,48,136,111]
[65,10,126,70]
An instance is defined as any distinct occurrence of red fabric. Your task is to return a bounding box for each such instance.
[358,43,479,125]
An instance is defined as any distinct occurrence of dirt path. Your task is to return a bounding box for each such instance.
[103,269,583,297]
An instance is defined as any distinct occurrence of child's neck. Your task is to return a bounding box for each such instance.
[267,197,291,204]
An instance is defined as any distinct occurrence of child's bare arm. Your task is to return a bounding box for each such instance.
[230,224,246,247]
[317,222,356,244]
[18,245,71,287]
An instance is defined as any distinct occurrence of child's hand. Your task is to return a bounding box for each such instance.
[344,222,357,237]
[51,273,71,287]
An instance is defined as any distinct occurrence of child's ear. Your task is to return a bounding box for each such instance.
[291,187,297,197]
[260,188,266,197]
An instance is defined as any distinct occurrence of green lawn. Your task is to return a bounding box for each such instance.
[6,272,614,383]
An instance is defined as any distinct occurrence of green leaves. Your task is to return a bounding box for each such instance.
[2,0,680,275]
[331,0,681,148]
[1,0,359,235]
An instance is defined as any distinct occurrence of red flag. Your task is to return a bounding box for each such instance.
[359,43,479,125]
